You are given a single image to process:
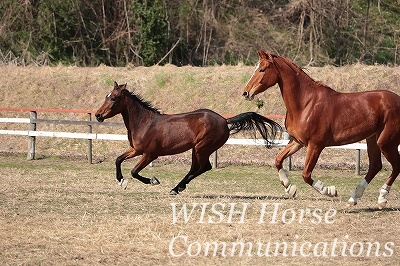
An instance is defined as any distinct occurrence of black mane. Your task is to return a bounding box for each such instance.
[126,90,162,114]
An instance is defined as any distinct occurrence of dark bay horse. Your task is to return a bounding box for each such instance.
[242,50,400,208]
[96,81,282,195]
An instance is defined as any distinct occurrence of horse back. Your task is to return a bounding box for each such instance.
[133,109,229,156]
[168,109,228,134]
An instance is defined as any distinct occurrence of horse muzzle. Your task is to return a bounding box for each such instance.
[95,113,105,122]
[242,91,254,101]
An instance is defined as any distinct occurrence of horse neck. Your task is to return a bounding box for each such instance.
[276,58,317,114]
[121,97,157,133]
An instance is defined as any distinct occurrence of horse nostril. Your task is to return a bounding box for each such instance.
[95,113,104,122]
[243,91,248,97]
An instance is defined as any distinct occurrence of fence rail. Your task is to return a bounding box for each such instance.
[0,107,380,174]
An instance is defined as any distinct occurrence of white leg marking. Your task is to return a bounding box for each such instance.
[312,180,337,197]
[279,169,297,197]
[150,176,160,186]
[119,178,128,190]
[279,168,290,187]
[378,184,391,209]
[347,178,368,206]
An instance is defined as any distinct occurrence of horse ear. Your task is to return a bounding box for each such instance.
[114,81,119,89]
[258,50,269,59]
[121,83,127,90]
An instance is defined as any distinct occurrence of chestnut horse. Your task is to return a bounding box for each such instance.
[96,81,282,195]
[242,50,400,208]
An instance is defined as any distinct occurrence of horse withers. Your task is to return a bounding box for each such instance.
[95,81,282,195]
[242,50,400,209]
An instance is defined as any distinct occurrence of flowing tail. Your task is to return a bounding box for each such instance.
[226,112,282,148]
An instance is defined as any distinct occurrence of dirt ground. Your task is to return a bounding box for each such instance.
[1,154,399,265]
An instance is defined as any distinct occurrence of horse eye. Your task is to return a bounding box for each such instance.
[260,68,266,72]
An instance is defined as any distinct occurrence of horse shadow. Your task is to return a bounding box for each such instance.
[188,194,400,213]
[189,194,295,201]
[342,206,400,213]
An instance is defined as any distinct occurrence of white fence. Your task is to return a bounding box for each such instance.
[0,109,375,174]
[0,116,368,147]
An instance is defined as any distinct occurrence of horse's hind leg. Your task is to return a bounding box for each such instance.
[176,150,201,192]
[348,136,382,206]
[377,143,400,209]
[170,149,212,195]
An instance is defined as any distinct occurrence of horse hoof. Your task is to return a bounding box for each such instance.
[329,186,338,197]
[178,186,186,193]
[346,198,357,207]
[323,185,338,197]
[169,189,178,196]
[378,200,387,209]
[285,184,297,198]
[119,179,128,190]
[150,176,160,186]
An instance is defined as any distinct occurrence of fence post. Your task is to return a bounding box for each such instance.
[87,113,93,164]
[27,111,37,160]
[355,149,361,175]
[212,150,218,168]
[285,155,292,171]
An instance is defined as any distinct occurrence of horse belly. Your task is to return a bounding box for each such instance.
[320,114,376,146]
[156,130,196,156]
[287,107,378,147]
[330,130,374,146]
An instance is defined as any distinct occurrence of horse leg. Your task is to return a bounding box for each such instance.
[275,139,303,197]
[304,145,337,197]
[172,149,201,194]
[115,148,140,189]
[170,150,212,195]
[348,136,382,206]
[130,154,160,187]
[377,142,400,209]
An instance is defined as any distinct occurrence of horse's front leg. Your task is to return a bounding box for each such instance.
[305,145,338,197]
[115,148,140,189]
[275,140,302,197]
[130,154,160,186]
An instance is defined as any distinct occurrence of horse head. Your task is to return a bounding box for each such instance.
[95,81,127,122]
[242,50,280,100]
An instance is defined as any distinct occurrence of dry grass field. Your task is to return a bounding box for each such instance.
[0,63,399,166]
[0,63,400,265]
[0,154,399,265]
